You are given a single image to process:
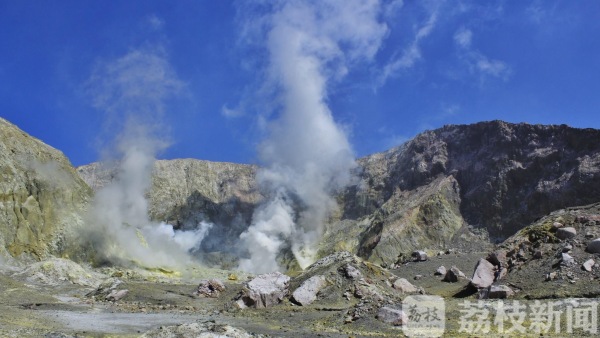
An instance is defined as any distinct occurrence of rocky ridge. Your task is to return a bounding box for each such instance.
[76,121,600,268]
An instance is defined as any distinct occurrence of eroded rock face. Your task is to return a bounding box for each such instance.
[0,118,92,260]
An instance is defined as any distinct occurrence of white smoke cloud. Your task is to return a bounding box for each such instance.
[84,47,210,269]
[237,0,388,273]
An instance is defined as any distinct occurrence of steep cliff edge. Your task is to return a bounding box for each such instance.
[0,118,92,260]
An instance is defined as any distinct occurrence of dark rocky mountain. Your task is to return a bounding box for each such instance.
[330,120,600,264]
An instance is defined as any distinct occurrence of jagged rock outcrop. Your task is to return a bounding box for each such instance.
[0,118,92,260]
[328,121,600,265]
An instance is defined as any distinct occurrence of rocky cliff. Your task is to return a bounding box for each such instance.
[0,118,92,260]
[330,121,600,265]
[77,159,261,253]
[76,120,600,268]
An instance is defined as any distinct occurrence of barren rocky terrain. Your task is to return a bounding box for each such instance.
[2,117,600,337]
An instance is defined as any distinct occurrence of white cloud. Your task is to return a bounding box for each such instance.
[221,104,244,118]
[147,15,165,31]
[378,8,438,85]
[453,27,472,48]
[475,56,510,79]
[453,28,511,81]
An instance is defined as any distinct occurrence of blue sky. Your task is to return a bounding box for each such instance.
[1,0,599,167]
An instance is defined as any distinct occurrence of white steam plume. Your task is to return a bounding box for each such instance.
[84,47,209,268]
[238,0,388,273]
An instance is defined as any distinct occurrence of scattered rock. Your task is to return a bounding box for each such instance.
[106,289,129,302]
[488,285,515,299]
[552,222,564,230]
[86,278,128,302]
[141,322,256,338]
[236,272,290,309]
[194,279,226,298]
[586,238,600,254]
[443,266,465,283]
[486,251,507,266]
[434,266,447,276]
[411,251,428,262]
[291,275,327,306]
[342,264,362,280]
[377,307,408,326]
[392,278,418,294]
[556,227,577,240]
[583,259,595,272]
[562,244,573,253]
[470,259,495,289]
[545,272,558,281]
[561,253,575,266]
[533,250,543,259]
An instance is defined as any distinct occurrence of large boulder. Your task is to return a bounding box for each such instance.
[583,259,595,272]
[443,266,465,283]
[488,285,515,299]
[291,275,327,306]
[392,278,419,294]
[556,227,577,240]
[470,259,496,289]
[236,272,290,308]
[411,251,428,262]
[587,238,600,254]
